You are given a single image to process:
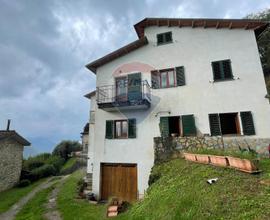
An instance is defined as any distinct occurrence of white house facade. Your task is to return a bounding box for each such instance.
[85,18,270,202]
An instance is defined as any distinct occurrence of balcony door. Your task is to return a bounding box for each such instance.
[116,77,127,102]
[128,72,142,102]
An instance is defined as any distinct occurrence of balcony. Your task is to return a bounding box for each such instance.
[97,80,151,111]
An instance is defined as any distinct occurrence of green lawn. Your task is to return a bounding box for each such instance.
[0,179,46,214]
[57,158,270,220]
[57,170,106,220]
[15,184,55,220]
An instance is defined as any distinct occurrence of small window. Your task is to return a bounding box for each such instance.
[157,32,172,45]
[115,120,128,139]
[212,59,233,81]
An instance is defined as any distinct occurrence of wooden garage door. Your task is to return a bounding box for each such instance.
[101,163,137,202]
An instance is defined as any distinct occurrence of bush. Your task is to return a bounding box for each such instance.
[46,155,65,172]
[23,153,52,171]
[17,179,31,187]
[31,164,57,180]
[52,140,82,161]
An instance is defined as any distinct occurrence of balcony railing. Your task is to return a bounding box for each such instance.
[96,80,151,111]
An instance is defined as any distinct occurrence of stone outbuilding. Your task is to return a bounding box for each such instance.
[0,130,30,192]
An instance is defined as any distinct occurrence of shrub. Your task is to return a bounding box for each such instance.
[46,155,65,172]
[52,140,82,161]
[31,164,57,180]
[18,179,31,187]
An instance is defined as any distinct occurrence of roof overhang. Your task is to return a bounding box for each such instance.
[134,18,269,39]
[84,90,96,99]
[85,36,148,74]
[0,130,31,146]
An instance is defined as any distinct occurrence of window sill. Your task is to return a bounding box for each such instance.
[152,85,180,90]
[213,78,235,83]
[157,41,173,46]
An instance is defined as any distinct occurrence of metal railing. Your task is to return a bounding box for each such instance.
[97,80,151,104]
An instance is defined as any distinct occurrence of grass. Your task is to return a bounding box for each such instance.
[57,158,270,220]
[118,159,270,220]
[57,170,106,220]
[15,184,56,220]
[60,158,77,173]
[0,179,46,214]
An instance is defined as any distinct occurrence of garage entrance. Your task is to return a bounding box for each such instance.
[101,163,137,202]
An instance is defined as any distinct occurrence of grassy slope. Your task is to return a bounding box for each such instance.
[57,170,106,220]
[0,179,46,214]
[57,159,270,220]
[60,158,77,173]
[119,159,270,220]
[15,185,55,220]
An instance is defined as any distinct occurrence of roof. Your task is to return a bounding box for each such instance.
[86,18,269,74]
[84,90,96,99]
[134,18,269,38]
[0,130,31,146]
[81,123,89,135]
[85,36,148,73]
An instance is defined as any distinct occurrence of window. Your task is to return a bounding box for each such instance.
[105,119,136,139]
[209,112,251,136]
[212,59,233,81]
[115,120,128,138]
[151,66,185,89]
[115,77,127,102]
[157,32,172,45]
[159,115,196,137]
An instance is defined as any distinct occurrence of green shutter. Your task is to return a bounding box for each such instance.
[105,120,114,139]
[182,115,196,136]
[209,114,221,136]
[176,66,185,86]
[212,60,233,81]
[128,119,136,138]
[128,73,142,101]
[222,60,233,79]
[212,61,222,80]
[240,111,255,135]
[159,117,169,137]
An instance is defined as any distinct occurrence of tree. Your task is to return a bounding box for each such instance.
[245,8,270,94]
[52,140,82,161]
[245,8,270,76]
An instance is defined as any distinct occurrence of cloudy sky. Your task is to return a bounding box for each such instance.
[0,0,269,156]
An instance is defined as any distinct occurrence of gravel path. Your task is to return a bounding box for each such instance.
[0,177,55,220]
[43,175,69,220]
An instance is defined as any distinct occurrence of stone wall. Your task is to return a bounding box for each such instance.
[154,136,270,164]
[0,139,24,192]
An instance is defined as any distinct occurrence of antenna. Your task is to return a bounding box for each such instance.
[6,119,11,131]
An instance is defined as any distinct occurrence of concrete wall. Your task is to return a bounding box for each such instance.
[89,26,270,199]
[0,139,24,192]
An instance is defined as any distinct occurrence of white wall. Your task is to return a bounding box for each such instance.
[90,26,270,198]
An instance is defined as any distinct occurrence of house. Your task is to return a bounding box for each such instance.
[81,122,89,155]
[84,18,270,202]
[0,121,30,192]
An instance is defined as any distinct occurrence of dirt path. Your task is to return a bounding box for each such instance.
[43,175,69,220]
[0,177,56,220]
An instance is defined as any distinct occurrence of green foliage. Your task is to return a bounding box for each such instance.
[0,179,45,214]
[17,179,31,188]
[31,164,57,180]
[59,158,83,175]
[52,140,82,161]
[46,155,65,172]
[246,8,270,76]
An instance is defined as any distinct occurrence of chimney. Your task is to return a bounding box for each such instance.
[6,119,11,131]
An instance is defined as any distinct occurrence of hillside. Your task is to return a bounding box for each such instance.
[118,158,270,220]
[265,75,270,94]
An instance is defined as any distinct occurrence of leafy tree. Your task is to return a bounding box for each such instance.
[246,9,270,75]
[52,140,82,161]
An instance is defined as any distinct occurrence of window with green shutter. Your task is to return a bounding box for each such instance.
[240,111,255,135]
[209,114,221,136]
[128,119,136,138]
[175,66,185,86]
[157,32,173,45]
[105,120,114,139]
[159,117,169,137]
[212,59,233,81]
[182,115,196,136]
